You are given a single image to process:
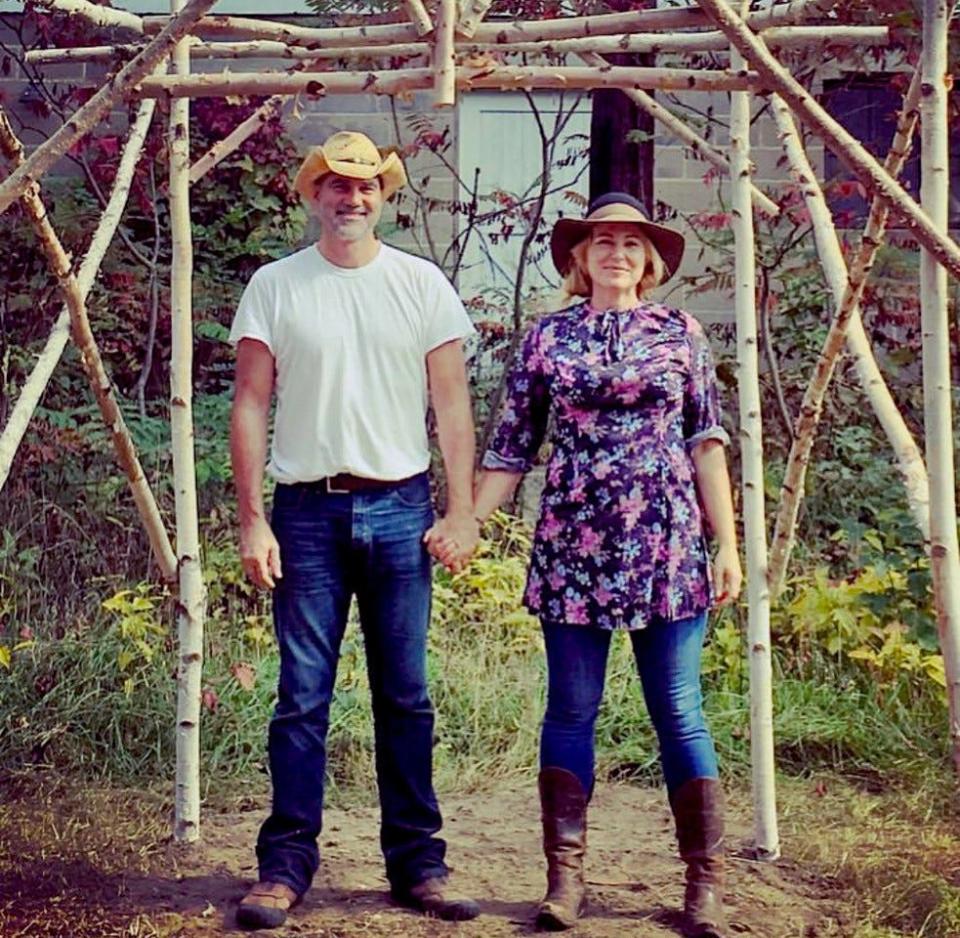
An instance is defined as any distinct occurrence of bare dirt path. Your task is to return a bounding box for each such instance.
[105,783,844,938]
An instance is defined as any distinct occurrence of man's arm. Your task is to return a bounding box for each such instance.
[230,337,282,589]
[423,338,479,573]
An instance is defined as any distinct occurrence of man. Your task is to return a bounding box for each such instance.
[229,130,481,930]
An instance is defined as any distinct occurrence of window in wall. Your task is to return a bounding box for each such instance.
[821,75,960,228]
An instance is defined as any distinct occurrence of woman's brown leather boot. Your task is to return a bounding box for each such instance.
[536,767,588,931]
[670,777,728,938]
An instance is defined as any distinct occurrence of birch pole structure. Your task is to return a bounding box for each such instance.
[402,0,434,37]
[25,26,889,67]
[169,0,205,843]
[0,112,177,583]
[767,80,931,597]
[0,96,160,497]
[729,25,779,860]
[695,0,960,280]
[29,0,144,32]
[433,0,457,108]
[919,0,960,775]
[0,0,217,216]
[578,51,779,219]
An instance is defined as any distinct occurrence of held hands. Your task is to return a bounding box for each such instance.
[423,512,481,574]
[712,543,743,606]
[240,515,283,590]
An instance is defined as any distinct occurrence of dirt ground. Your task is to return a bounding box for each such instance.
[0,780,850,938]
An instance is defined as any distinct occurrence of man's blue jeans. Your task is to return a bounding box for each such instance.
[257,474,447,896]
[540,613,719,796]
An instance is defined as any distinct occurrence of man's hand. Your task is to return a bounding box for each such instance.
[240,515,283,590]
[423,513,480,574]
[712,543,743,606]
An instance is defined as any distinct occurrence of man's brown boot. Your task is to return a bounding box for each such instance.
[670,777,729,938]
[536,767,588,931]
[392,875,480,921]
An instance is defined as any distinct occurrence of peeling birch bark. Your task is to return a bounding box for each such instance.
[729,34,779,864]
[168,1,205,844]
[919,0,960,776]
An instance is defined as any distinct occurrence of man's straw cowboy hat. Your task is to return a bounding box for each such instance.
[550,192,686,285]
[293,131,407,201]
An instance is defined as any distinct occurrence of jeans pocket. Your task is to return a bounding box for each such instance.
[391,474,432,510]
[272,483,306,518]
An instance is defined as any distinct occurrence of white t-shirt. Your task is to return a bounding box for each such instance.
[229,243,474,484]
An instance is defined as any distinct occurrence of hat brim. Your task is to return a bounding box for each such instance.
[293,148,407,201]
[550,215,686,285]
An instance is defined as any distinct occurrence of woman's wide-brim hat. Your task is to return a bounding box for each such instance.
[550,192,686,284]
[293,130,407,201]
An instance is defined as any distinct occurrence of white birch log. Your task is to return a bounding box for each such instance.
[694,0,960,280]
[169,1,205,844]
[767,81,930,597]
[29,0,144,33]
[457,0,494,38]
[402,0,434,36]
[0,110,177,582]
[189,95,285,185]
[139,0,837,48]
[0,0,218,217]
[729,34,779,863]
[133,64,761,99]
[433,0,457,108]
[578,52,778,218]
[919,0,960,775]
[26,26,889,67]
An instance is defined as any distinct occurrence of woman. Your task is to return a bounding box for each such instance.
[446,193,742,937]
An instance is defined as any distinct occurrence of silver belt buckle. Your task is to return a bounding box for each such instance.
[324,476,351,494]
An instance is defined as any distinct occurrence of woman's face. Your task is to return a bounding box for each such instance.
[584,223,648,296]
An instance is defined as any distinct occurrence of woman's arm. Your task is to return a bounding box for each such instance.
[474,468,524,523]
[691,438,742,605]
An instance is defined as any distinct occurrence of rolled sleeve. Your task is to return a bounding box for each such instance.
[682,319,727,451]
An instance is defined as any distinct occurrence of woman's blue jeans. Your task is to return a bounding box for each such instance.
[540,613,719,796]
[257,475,447,897]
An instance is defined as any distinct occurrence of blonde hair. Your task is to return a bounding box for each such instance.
[562,229,666,301]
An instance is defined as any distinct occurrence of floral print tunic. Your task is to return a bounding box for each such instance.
[482,301,729,630]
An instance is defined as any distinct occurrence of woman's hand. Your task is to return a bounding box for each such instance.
[424,513,481,574]
[712,543,742,606]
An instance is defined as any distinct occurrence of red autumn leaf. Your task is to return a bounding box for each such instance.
[231,662,256,692]
[201,687,219,713]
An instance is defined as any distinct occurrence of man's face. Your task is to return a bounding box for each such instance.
[310,173,384,242]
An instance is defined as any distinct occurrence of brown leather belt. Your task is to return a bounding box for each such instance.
[300,472,422,494]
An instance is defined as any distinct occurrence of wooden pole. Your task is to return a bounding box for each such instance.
[133,64,762,99]
[729,21,779,861]
[0,96,164,506]
[0,110,177,582]
[919,0,960,775]
[694,0,960,280]
[767,77,931,597]
[433,0,457,108]
[0,0,218,217]
[578,52,778,218]
[457,0,494,38]
[189,95,286,185]
[169,0,205,843]
[26,26,890,67]
[139,0,837,47]
[402,0,434,37]
[29,0,144,32]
